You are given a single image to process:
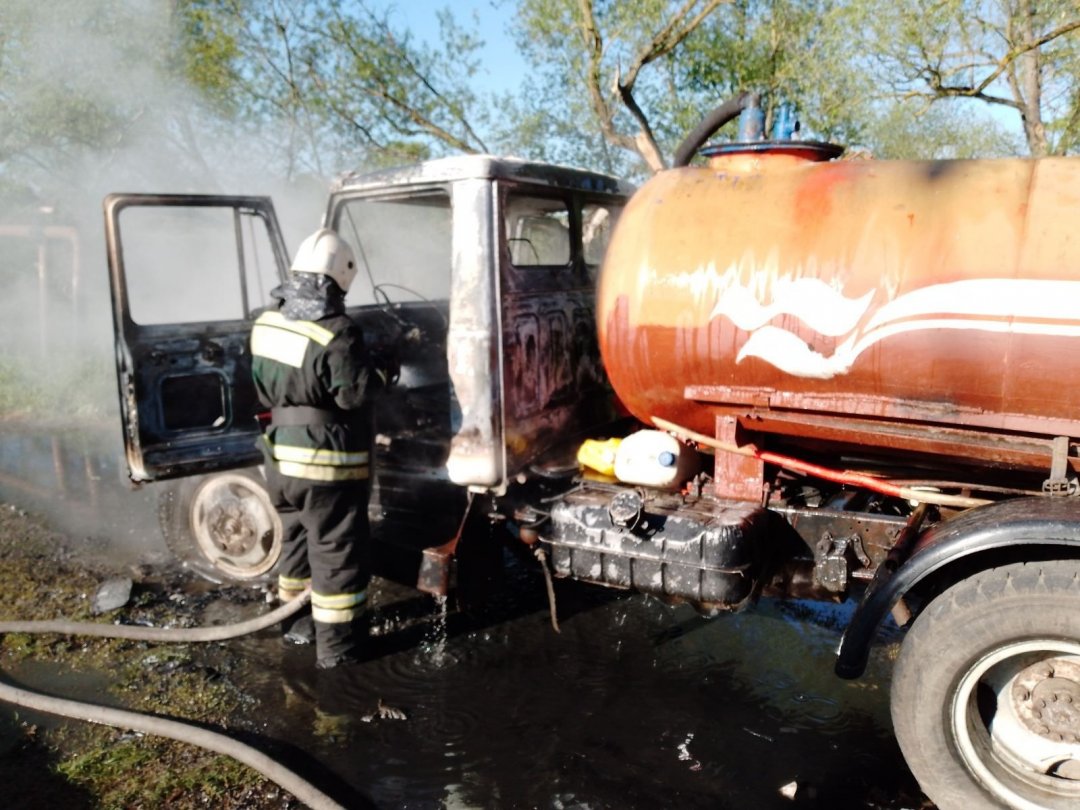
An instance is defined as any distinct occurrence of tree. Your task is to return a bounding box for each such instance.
[505,0,1023,173]
[861,99,1021,159]
[0,0,272,197]
[674,0,1030,160]
[510,0,730,176]
[861,0,1080,156]
[0,1,173,192]
[677,0,873,146]
[176,0,491,175]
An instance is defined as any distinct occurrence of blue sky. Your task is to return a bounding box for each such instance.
[388,0,527,95]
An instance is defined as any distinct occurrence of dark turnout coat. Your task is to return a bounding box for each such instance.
[251,308,379,481]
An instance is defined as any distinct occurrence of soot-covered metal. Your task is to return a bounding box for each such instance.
[546,483,766,610]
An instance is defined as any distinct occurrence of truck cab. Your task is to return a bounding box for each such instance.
[104,156,630,582]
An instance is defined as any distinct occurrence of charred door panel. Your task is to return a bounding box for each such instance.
[104,194,288,482]
[541,309,572,406]
[508,314,540,418]
[499,189,622,476]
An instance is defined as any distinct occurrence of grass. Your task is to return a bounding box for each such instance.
[56,733,269,809]
[0,353,116,423]
[0,503,299,808]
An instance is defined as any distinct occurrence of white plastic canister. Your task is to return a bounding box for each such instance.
[613,430,699,489]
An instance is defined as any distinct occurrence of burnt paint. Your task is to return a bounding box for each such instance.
[502,289,617,473]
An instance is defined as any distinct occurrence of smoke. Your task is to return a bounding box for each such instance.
[0,1,329,377]
[0,1,333,551]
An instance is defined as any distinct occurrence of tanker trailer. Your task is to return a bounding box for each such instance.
[537,98,1080,810]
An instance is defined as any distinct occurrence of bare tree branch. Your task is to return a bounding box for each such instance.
[620,0,728,90]
[577,0,727,172]
[614,65,664,170]
[932,17,1080,99]
[577,0,637,156]
[317,14,480,154]
[355,5,489,153]
[302,63,386,150]
[225,0,329,174]
[902,86,1022,110]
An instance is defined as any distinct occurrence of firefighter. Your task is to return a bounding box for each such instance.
[250,227,387,669]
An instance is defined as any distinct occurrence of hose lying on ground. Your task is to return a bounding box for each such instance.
[0,588,347,810]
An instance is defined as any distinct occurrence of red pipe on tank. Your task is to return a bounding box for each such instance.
[652,417,989,509]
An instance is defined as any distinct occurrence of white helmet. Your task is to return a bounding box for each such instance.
[290,228,357,293]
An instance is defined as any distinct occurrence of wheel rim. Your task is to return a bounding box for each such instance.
[189,473,282,579]
[953,639,1080,810]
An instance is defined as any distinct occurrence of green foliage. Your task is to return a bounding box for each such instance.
[1,0,1077,197]
[507,0,1078,166]
[678,0,871,143]
[861,99,1022,160]
[168,0,490,175]
[0,2,174,182]
[311,2,488,155]
[854,0,1080,156]
[174,2,244,115]
[0,0,269,205]
[507,0,727,177]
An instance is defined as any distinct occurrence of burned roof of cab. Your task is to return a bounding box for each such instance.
[332,154,633,197]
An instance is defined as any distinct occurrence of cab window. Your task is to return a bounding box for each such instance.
[583,202,621,281]
[121,205,280,324]
[505,195,570,268]
[332,191,452,306]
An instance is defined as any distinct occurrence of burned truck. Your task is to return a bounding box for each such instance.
[106,103,1080,809]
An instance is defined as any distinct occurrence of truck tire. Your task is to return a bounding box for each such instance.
[159,469,282,584]
[891,560,1080,810]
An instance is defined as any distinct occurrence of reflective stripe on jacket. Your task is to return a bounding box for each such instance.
[251,309,375,482]
[251,311,334,367]
[265,440,371,481]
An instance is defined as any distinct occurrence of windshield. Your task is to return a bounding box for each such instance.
[331,191,451,307]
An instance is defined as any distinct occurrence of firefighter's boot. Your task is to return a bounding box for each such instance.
[282,609,315,646]
[314,619,363,669]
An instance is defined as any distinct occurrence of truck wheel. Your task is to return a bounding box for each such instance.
[159,469,282,583]
[891,560,1080,810]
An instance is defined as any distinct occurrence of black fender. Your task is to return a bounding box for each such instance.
[835,496,1080,679]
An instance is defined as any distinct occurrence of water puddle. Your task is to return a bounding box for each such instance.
[232,577,924,810]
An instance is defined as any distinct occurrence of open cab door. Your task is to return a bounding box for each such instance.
[104,194,289,483]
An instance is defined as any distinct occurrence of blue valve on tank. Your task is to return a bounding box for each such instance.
[737,98,799,142]
[772,102,798,140]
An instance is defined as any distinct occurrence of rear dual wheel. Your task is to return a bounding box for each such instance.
[159,469,282,583]
[891,560,1080,810]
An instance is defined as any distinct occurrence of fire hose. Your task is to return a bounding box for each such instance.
[0,588,346,810]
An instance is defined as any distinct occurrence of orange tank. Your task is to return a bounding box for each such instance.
[597,149,1080,475]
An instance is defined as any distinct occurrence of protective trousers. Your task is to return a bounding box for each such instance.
[266,467,371,667]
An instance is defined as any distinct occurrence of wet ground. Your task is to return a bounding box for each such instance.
[228,577,930,810]
[0,425,934,809]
